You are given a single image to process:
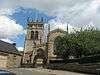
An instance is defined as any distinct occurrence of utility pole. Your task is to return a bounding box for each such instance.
[67,22,69,34]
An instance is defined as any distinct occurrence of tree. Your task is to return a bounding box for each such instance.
[54,28,100,60]
[54,35,69,59]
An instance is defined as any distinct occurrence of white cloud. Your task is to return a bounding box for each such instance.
[0,9,14,16]
[2,0,100,28]
[0,2,24,43]
[48,19,74,33]
[17,47,24,51]
[0,16,23,39]
[0,0,100,31]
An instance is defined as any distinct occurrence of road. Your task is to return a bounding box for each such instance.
[8,68,51,75]
[8,68,90,75]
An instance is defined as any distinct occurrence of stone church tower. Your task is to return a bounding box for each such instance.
[23,18,45,63]
[23,18,66,64]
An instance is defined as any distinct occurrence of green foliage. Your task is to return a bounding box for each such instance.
[54,29,100,60]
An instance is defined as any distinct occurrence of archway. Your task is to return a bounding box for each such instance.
[33,48,47,67]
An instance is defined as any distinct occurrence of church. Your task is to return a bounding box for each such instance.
[23,18,65,66]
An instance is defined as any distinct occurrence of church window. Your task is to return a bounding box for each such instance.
[35,31,38,40]
[31,31,34,39]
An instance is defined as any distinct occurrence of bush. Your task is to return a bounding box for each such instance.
[80,54,100,64]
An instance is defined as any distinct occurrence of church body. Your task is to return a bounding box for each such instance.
[23,19,65,64]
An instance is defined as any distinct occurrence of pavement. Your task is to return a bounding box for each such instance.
[8,68,90,75]
[8,68,51,75]
[32,68,90,75]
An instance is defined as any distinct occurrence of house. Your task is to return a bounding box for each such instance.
[0,40,21,68]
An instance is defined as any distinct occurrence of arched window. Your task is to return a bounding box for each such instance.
[35,31,38,40]
[31,31,34,39]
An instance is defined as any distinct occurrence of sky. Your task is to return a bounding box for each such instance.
[0,0,100,51]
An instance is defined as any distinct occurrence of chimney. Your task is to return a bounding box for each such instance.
[12,43,16,46]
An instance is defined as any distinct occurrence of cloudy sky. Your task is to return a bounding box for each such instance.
[0,0,100,51]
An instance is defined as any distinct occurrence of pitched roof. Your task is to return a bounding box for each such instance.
[50,28,66,34]
[0,40,20,55]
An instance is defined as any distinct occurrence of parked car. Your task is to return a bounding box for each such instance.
[0,69,16,75]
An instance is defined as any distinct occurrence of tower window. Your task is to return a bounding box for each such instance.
[31,31,34,39]
[35,31,38,40]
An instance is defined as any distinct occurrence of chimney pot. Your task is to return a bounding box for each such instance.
[12,43,16,46]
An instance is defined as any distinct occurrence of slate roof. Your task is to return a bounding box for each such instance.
[0,40,20,55]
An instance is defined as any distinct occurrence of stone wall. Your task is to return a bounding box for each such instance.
[7,54,21,68]
[24,40,34,52]
[0,54,8,68]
